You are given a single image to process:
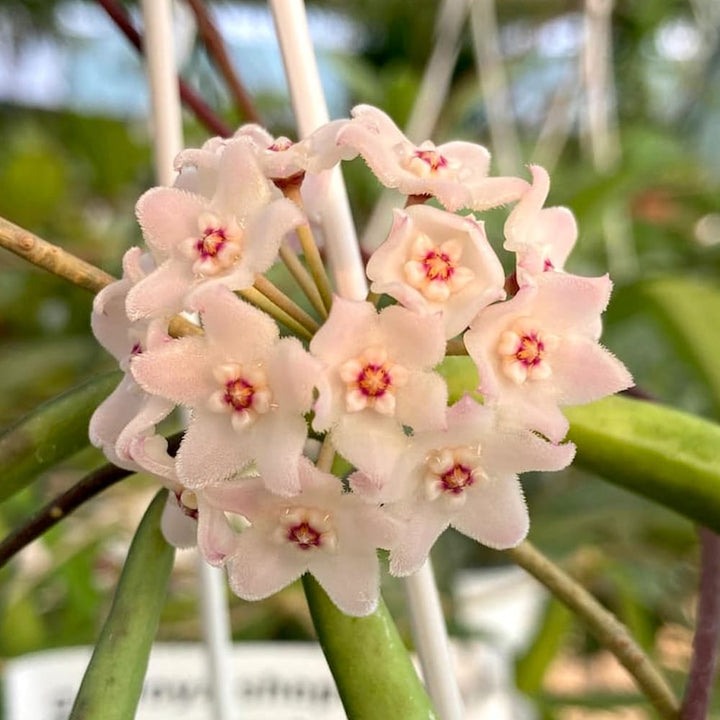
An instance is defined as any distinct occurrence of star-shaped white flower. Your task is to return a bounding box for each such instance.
[126,140,304,320]
[336,105,529,211]
[367,204,506,338]
[310,297,448,481]
[131,285,321,495]
[201,458,397,616]
[350,396,575,577]
[464,272,633,442]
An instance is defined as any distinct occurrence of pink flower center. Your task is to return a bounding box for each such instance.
[413,149,448,173]
[196,226,227,259]
[440,464,474,494]
[424,446,486,503]
[498,319,558,383]
[357,364,392,398]
[277,507,337,552]
[224,378,255,411]
[515,333,544,367]
[340,348,408,415]
[287,521,322,550]
[423,250,454,282]
[269,137,294,152]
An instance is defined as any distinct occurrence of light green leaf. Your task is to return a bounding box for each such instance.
[69,490,174,720]
[303,575,438,720]
[566,396,720,532]
[0,371,120,503]
[639,277,720,414]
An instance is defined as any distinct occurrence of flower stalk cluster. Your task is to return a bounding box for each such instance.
[90,105,632,616]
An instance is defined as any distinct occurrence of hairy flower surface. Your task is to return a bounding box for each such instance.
[352,397,575,576]
[310,296,447,477]
[464,273,633,442]
[126,141,304,319]
[336,105,529,211]
[367,205,506,338]
[90,247,175,475]
[503,165,577,286]
[202,458,396,616]
[131,285,320,495]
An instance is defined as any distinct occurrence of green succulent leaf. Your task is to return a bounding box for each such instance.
[303,574,438,720]
[566,396,720,533]
[0,371,120,503]
[69,490,174,720]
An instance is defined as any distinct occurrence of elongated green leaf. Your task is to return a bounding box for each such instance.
[303,575,438,720]
[69,490,174,720]
[566,396,720,532]
[639,277,720,414]
[0,371,120,503]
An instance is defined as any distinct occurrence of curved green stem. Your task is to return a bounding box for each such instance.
[507,541,679,719]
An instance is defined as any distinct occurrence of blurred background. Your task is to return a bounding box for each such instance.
[0,1,719,718]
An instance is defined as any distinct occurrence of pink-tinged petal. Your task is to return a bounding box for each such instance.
[332,414,409,487]
[161,496,198,549]
[494,396,571,444]
[466,176,530,211]
[504,165,550,249]
[227,530,305,601]
[266,337,321,415]
[453,478,529,549]
[305,119,357,172]
[553,336,633,405]
[202,477,268,518]
[233,123,274,147]
[379,304,446,369]
[369,206,506,339]
[136,186,208,258]
[395,371,448,431]
[176,411,255,488]
[89,375,145,470]
[388,508,448,577]
[128,434,177,480]
[437,141,491,176]
[91,279,133,360]
[309,548,380,616]
[125,259,193,320]
[481,422,576,476]
[310,296,378,365]
[188,285,279,360]
[535,273,611,338]
[121,245,154,284]
[213,140,274,220]
[197,494,237,565]
[252,413,308,495]
[115,392,174,462]
[239,197,305,279]
[130,336,216,406]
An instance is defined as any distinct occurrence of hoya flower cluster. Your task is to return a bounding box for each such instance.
[90,105,632,616]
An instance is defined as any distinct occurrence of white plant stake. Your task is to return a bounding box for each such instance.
[139,3,237,719]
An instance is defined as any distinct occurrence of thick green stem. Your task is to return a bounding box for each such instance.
[69,490,175,720]
[303,574,438,720]
[507,541,679,719]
